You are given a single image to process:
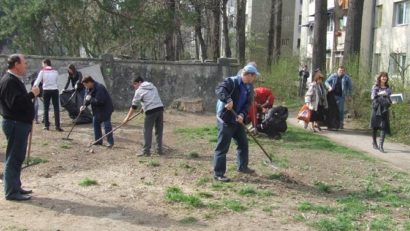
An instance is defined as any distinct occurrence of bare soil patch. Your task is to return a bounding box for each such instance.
[0,110,408,230]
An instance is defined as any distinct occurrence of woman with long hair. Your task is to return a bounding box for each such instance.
[305,72,328,132]
[370,72,392,152]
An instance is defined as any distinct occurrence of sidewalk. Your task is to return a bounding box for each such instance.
[288,117,410,172]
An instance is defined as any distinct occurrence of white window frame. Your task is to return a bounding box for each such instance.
[394,1,410,26]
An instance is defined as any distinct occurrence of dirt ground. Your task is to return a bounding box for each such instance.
[0,110,408,231]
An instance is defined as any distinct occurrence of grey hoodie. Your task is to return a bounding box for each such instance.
[132,81,164,112]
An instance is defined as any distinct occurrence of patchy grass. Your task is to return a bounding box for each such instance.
[147,159,160,167]
[179,216,198,224]
[26,157,48,166]
[223,199,247,212]
[188,151,200,158]
[237,185,258,196]
[79,177,98,187]
[314,181,332,194]
[175,126,217,143]
[165,186,204,208]
[282,126,374,161]
[296,174,410,230]
[60,144,71,149]
[197,191,213,198]
[196,176,211,186]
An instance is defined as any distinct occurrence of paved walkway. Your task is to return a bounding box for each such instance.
[288,117,410,172]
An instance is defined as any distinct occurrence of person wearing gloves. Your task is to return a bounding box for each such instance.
[33,59,63,131]
[213,64,258,182]
[123,76,164,156]
[80,76,114,148]
[63,64,85,98]
[370,72,392,153]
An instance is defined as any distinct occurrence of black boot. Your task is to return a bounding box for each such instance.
[379,131,385,153]
[372,129,378,149]
[379,141,384,153]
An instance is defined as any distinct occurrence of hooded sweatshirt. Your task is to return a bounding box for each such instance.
[132,81,164,113]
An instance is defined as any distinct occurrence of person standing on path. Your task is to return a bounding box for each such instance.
[81,76,114,148]
[33,59,64,131]
[213,64,259,182]
[325,66,353,129]
[370,72,392,153]
[0,54,40,201]
[305,71,328,132]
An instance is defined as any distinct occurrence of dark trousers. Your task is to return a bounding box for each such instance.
[2,119,32,197]
[93,117,114,145]
[213,121,249,177]
[43,89,61,128]
[143,110,163,154]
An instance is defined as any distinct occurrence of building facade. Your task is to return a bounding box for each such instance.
[301,0,410,79]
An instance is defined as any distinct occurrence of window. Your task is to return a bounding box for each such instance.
[394,1,410,26]
[327,15,334,32]
[373,53,381,74]
[389,53,407,74]
[375,5,383,28]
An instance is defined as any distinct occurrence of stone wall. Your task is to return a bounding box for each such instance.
[0,54,239,111]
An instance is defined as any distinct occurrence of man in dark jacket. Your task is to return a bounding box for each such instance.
[81,76,114,147]
[0,54,40,201]
[213,64,259,182]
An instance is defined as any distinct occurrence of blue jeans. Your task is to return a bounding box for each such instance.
[213,121,249,177]
[2,119,32,197]
[335,95,345,125]
[93,117,114,145]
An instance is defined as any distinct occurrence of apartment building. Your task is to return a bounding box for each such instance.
[369,0,410,76]
[301,0,410,78]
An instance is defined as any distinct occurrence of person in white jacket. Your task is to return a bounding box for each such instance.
[304,72,328,132]
[34,59,63,131]
[123,76,164,156]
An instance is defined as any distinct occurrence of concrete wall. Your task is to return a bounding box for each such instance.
[0,54,239,111]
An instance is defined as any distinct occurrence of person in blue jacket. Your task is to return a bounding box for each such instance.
[213,64,259,182]
[325,66,353,129]
[81,76,114,148]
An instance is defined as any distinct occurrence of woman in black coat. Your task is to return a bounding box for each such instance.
[370,72,392,153]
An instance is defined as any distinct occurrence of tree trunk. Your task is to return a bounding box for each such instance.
[274,0,282,60]
[267,0,276,68]
[210,0,221,61]
[164,0,176,61]
[237,0,247,66]
[221,0,231,57]
[343,0,364,63]
[312,0,327,79]
[193,3,207,61]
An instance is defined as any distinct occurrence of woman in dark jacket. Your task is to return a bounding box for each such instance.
[370,72,392,153]
[64,64,85,97]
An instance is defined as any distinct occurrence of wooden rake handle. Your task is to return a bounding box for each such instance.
[88,110,143,147]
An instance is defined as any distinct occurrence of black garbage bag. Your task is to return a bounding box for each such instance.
[325,91,340,129]
[256,106,288,138]
[60,89,92,124]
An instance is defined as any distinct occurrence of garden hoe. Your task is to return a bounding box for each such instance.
[87,110,143,149]
[62,107,86,141]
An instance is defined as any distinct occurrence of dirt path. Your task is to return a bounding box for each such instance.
[288,117,410,172]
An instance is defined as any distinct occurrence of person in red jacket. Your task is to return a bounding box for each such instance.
[248,87,275,128]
